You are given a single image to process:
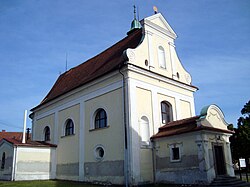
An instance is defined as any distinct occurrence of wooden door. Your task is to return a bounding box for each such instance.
[214,145,226,175]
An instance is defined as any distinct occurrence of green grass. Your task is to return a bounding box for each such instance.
[0,180,209,187]
[0,180,102,187]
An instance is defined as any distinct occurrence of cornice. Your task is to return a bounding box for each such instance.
[126,63,198,92]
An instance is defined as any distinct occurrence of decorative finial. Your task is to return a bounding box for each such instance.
[127,5,142,35]
[153,6,158,14]
[133,5,136,19]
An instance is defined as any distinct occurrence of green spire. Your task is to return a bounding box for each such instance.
[127,5,141,35]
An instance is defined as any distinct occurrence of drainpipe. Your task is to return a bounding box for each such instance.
[119,67,129,187]
[22,110,27,144]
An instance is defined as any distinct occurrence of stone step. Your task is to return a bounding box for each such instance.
[210,176,250,187]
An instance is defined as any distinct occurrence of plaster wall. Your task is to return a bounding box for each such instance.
[136,87,153,136]
[157,93,176,122]
[135,87,154,183]
[180,99,192,119]
[154,133,207,184]
[203,107,228,130]
[127,14,192,86]
[57,104,80,163]
[15,147,56,181]
[34,114,55,142]
[0,142,14,180]
[84,88,124,184]
[56,104,80,180]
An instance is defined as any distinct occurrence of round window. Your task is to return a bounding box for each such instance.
[95,146,105,161]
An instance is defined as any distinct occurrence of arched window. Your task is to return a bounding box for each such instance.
[158,46,166,69]
[140,116,150,143]
[1,152,5,169]
[44,126,50,141]
[95,109,107,129]
[65,119,74,136]
[161,101,173,124]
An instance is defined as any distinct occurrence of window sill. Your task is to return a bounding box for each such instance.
[61,134,75,138]
[170,159,181,163]
[89,126,110,132]
[159,66,167,70]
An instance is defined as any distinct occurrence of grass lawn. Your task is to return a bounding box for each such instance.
[0,180,102,187]
[0,180,209,187]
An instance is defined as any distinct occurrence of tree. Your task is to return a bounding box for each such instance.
[229,100,250,160]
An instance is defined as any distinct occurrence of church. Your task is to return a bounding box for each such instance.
[0,10,234,185]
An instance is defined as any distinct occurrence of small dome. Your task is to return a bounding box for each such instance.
[127,5,142,35]
[130,19,141,30]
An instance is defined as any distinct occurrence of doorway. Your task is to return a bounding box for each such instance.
[214,145,226,175]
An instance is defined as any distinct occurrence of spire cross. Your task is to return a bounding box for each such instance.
[133,5,136,19]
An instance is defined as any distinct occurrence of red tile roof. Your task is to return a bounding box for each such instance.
[32,28,143,110]
[0,131,24,141]
[151,116,233,139]
[0,131,56,147]
[1,137,57,148]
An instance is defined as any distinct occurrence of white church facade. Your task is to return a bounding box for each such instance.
[0,12,234,185]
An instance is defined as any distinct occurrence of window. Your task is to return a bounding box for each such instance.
[170,144,182,162]
[44,126,50,141]
[1,152,5,169]
[94,145,105,161]
[172,147,180,160]
[95,109,107,129]
[161,101,173,124]
[158,46,166,69]
[65,119,74,136]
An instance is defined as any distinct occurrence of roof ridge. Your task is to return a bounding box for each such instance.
[32,28,143,110]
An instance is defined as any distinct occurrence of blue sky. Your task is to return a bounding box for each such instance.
[0,0,249,132]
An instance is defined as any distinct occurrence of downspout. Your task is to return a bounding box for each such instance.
[151,139,156,184]
[119,67,129,187]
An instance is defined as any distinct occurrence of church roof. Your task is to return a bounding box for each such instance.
[151,116,233,140]
[32,28,143,110]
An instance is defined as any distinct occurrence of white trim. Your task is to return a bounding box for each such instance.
[54,112,58,144]
[43,125,51,142]
[35,81,122,120]
[93,144,105,161]
[90,107,108,130]
[62,118,75,137]
[175,98,181,120]
[11,146,17,181]
[168,42,177,79]
[190,97,196,116]
[143,18,177,39]
[79,101,84,181]
[151,90,159,134]
[144,13,177,38]
[146,31,154,68]
[127,64,197,93]
[169,143,182,162]
[131,77,195,105]
[14,146,18,181]
[128,79,140,183]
